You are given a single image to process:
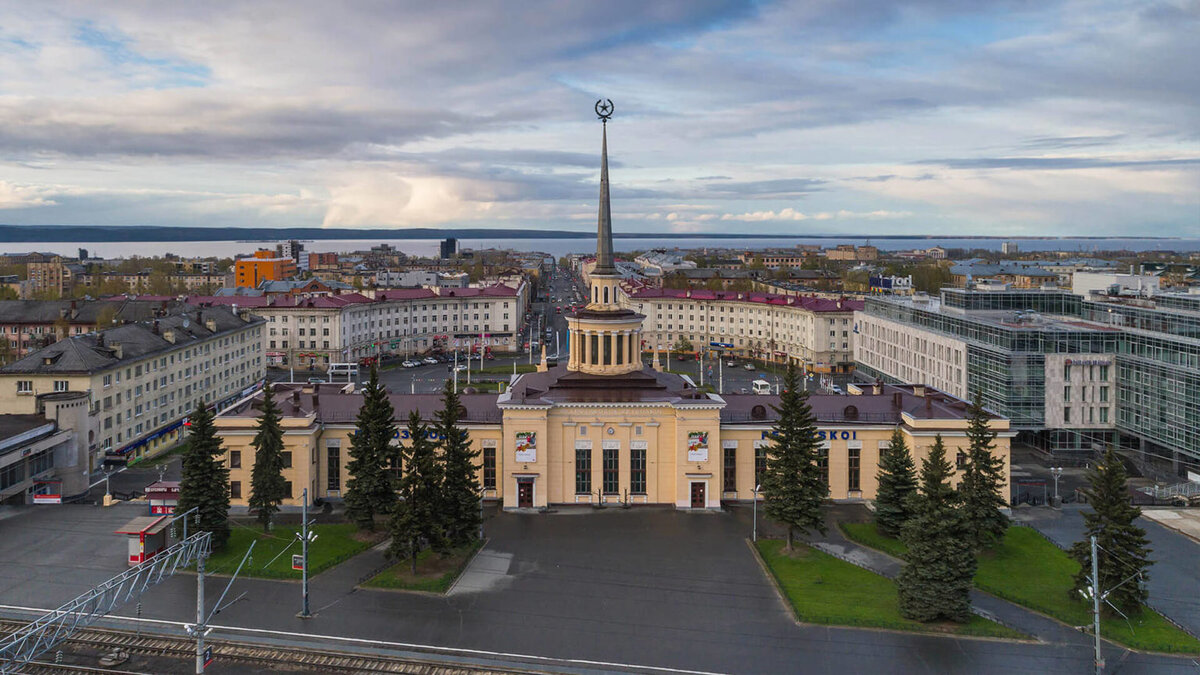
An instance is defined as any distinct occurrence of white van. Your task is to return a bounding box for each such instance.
[328,362,359,378]
[752,379,772,395]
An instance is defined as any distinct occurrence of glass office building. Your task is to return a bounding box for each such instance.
[856,287,1200,475]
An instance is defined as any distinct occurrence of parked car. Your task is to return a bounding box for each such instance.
[423,356,438,365]
[307,377,326,384]
[727,361,737,368]
[743,363,755,371]
[402,360,419,368]
[453,364,468,372]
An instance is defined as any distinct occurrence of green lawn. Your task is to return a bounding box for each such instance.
[363,540,483,593]
[839,522,1200,653]
[755,540,1023,639]
[204,524,379,580]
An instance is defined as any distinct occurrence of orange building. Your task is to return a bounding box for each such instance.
[234,250,297,288]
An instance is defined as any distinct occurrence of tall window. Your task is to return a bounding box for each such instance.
[603,447,619,494]
[575,447,592,494]
[603,335,612,365]
[754,442,767,488]
[847,446,861,492]
[630,447,646,494]
[483,446,496,490]
[723,445,737,493]
[229,450,242,468]
[616,333,624,364]
[326,441,340,491]
[590,334,599,365]
[1099,365,1109,380]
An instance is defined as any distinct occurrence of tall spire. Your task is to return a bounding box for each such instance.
[594,99,616,275]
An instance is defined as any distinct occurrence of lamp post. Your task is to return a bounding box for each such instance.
[752,484,761,542]
[1050,466,1063,506]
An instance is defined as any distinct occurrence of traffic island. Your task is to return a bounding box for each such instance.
[752,539,1024,639]
[839,522,1200,654]
[362,540,485,593]
[203,524,384,580]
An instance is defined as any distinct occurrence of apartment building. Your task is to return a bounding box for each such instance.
[625,287,863,373]
[0,298,189,362]
[737,250,816,268]
[189,283,527,369]
[0,307,265,470]
[825,245,878,262]
[234,250,297,288]
[855,287,1200,473]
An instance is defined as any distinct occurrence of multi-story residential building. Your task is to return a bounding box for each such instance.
[0,391,90,504]
[0,307,265,470]
[308,252,339,271]
[375,270,468,288]
[234,250,297,288]
[625,287,863,372]
[27,258,84,297]
[855,287,1200,474]
[737,251,815,268]
[825,245,878,261]
[190,282,527,369]
[0,298,190,362]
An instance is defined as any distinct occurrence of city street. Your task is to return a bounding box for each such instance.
[1,504,1196,673]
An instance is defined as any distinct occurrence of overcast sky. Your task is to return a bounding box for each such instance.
[0,1,1197,236]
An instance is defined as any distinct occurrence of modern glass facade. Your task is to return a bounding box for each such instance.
[860,289,1200,468]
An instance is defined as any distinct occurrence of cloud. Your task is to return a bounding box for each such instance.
[719,208,911,222]
[0,181,58,209]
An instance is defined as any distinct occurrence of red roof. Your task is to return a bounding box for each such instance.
[630,287,863,312]
[184,284,518,310]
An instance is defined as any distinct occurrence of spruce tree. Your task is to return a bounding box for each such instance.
[388,411,445,573]
[958,393,1009,550]
[1070,447,1152,617]
[874,427,918,538]
[344,366,397,530]
[436,380,482,547]
[897,435,977,623]
[762,363,827,550]
[248,383,287,533]
[174,402,231,551]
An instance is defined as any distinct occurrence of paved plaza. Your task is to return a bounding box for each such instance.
[1,504,1197,673]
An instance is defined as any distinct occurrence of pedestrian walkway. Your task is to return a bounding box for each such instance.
[813,517,1091,646]
[1141,508,1200,544]
[311,536,393,591]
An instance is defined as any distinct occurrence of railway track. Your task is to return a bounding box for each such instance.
[1,620,537,674]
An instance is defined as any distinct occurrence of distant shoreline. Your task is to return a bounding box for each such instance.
[0,224,1177,244]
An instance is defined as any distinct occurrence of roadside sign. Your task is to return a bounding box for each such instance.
[203,646,213,667]
[292,554,304,571]
[709,342,734,348]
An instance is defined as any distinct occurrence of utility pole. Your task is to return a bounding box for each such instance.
[1090,534,1103,674]
[719,358,724,395]
[299,488,312,619]
[195,556,205,674]
[453,351,458,393]
[752,484,760,542]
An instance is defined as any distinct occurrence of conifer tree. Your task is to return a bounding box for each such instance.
[958,393,1009,550]
[389,411,445,573]
[175,402,230,551]
[874,427,918,538]
[762,363,827,550]
[436,380,481,547]
[344,367,397,530]
[1070,447,1152,616]
[248,383,287,533]
[897,435,977,623]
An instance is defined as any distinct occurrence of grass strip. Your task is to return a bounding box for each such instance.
[363,540,484,593]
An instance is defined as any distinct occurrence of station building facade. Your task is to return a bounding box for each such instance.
[213,380,1011,509]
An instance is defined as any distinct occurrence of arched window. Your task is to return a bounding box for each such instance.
[603,286,609,304]
[593,287,598,303]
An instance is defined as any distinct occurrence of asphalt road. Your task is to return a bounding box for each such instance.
[1,503,1196,674]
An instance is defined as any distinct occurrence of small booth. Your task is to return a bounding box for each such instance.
[145,481,181,515]
[115,515,170,566]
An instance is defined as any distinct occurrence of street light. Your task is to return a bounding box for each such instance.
[1050,466,1063,506]
[752,484,761,542]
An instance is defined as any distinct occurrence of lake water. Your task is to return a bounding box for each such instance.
[17,236,1200,259]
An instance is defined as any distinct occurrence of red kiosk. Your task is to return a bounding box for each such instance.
[145,481,181,515]
[115,515,170,566]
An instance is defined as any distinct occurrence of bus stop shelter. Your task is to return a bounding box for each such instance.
[145,481,180,515]
[115,515,170,566]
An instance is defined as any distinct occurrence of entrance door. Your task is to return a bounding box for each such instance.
[517,479,534,508]
[690,482,705,509]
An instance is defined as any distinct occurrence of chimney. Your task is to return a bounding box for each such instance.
[892,391,902,408]
[311,389,319,409]
[925,395,933,414]
[152,319,160,335]
[205,317,217,332]
[913,384,925,397]
[162,329,176,344]
[872,381,882,395]
[111,342,122,359]
[292,388,301,405]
